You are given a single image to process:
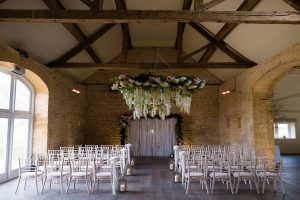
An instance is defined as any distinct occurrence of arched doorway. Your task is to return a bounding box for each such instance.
[252,61,300,159]
[273,68,300,154]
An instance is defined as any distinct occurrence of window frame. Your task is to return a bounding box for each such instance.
[0,67,34,180]
[274,118,297,140]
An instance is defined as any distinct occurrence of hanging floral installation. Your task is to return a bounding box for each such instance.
[111,73,206,120]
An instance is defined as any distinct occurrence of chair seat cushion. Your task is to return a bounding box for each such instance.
[257,172,278,177]
[233,172,253,177]
[21,172,42,178]
[72,171,92,177]
[185,172,204,177]
[96,171,111,177]
[47,171,69,177]
[209,172,229,178]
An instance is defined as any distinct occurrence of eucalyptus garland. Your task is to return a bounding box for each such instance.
[119,113,183,145]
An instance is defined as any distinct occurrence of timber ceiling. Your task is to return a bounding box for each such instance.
[0,0,300,82]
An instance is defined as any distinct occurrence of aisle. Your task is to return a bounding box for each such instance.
[0,157,293,200]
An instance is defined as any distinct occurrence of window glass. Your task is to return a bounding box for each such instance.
[11,119,29,170]
[15,80,31,111]
[0,118,8,173]
[0,72,11,110]
[274,121,296,139]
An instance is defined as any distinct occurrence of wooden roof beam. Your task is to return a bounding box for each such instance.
[51,62,254,69]
[42,0,101,63]
[199,0,261,63]
[283,0,300,11]
[1,10,300,24]
[195,0,225,10]
[189,22,255,65]
[176,0,192,64]
[48,24,116,66]
[114,0,132,51]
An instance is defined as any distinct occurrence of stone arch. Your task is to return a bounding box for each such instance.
[251,44,300,159]
[0,61,49,154]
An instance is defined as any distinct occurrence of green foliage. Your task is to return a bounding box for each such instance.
[120,127,126,145]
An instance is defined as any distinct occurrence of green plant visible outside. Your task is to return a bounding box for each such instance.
[119,114,183,145]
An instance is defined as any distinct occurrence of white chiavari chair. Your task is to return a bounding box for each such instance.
[209,157,234,194]
[257,158,284,194]
[15,158,44,194]
[184,155,209,194]
[66,158,93,194]
[92,158,112,193]
[41,158,70,194]
[233,158,259,194]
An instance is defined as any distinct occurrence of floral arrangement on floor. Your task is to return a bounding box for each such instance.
[111,73,206,119]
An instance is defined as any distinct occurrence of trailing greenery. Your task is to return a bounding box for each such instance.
[119,113,183,145]
[120,127,126,145]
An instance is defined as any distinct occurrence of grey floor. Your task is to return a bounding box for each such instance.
[0,156,298,200]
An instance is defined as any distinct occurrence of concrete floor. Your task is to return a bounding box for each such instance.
[0,156,298,200]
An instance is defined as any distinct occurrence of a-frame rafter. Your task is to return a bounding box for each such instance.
[42,0,101,63]
[189,22,256,65]
[48,24,116,66]
[199,0,260,63]
[114,0,132,51]
[283,0,300,11]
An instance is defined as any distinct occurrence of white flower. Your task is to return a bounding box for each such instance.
[135,81,142,86]
[155,77,161,83]
[143,81,150,86]
[200,80,206,88]
[179,77,187,82]
[172,78,179,84]
[120,81,128,87]
[111,83,119,90]
[160,82,169,87]
[119,74,126,80]
[128,79,135,83]
[188,85,197,89]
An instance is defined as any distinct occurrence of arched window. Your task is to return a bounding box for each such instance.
[0,68,34,182]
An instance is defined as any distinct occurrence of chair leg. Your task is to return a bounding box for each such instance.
[60,177,64,194]
[35,177,39,194]
[41,176,47,193]
[274,180,277,192]
[66,177,72,193]
[204,180,209,194]
[229,179,234,194]
[249,180,253,190]
[24,178,27,190]
[279,178,285,194]
[254,178,260,194]
[85,177,90,194]
[235,178,240,194]
[262,178,266,194]
[15,177,21,194]
[49,178,52,189]
[211,178,215,194]
[185,180,190,194]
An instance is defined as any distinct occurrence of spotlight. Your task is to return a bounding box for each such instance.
[221,90,231,95]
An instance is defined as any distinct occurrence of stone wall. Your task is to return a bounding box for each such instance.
[219,43,300,159]
[0,45,86,153]
[85,47,222,145]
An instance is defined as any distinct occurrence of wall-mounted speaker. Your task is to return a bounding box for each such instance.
[12,65,25,75]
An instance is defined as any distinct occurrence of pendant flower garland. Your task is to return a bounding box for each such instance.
[111,73,206,119]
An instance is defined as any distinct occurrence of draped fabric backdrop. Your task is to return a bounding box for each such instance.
[128,118,177,156]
